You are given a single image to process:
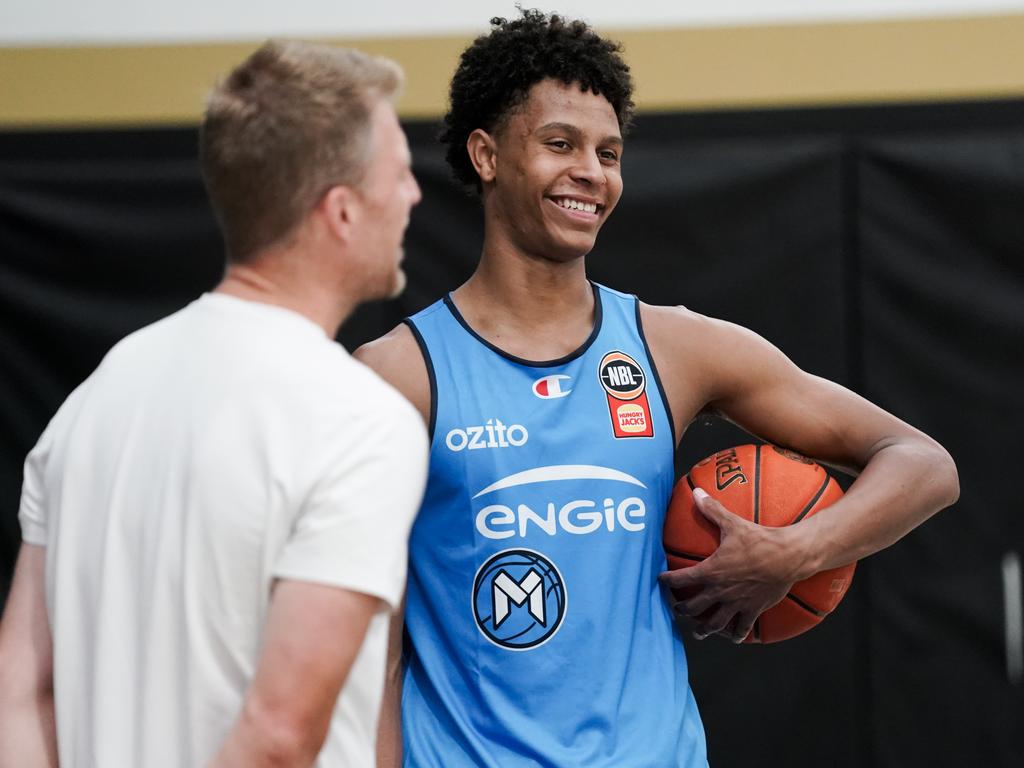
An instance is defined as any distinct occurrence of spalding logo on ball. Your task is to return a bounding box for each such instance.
[663,444,856,643]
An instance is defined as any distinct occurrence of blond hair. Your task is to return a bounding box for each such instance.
[200,40,403,262]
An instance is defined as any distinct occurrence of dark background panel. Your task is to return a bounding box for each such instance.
[592,134,861,767]
[858,133,1024,768]
[2,100,1024,767]
[0,135,223,598]
[593,135,848,477]
[594,136,847,380]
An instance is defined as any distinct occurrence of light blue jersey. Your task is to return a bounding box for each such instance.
[402,283,708,767]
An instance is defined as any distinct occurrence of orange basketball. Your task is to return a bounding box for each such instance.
[663,444,856,643]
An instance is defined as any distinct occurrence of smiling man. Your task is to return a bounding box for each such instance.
[356,10,959,768]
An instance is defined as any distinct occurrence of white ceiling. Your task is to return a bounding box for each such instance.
[3,0,1024,46]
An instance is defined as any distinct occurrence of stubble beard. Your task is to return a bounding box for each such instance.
[387,264,407,299]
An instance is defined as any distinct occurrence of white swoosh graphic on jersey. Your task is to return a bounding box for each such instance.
[472,465,648,498]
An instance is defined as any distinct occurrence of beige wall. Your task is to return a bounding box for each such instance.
[3,13,1024,128]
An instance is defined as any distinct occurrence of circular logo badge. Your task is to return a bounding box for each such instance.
[598,351,646,400]
[472,548,567,651]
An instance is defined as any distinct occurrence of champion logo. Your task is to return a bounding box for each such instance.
[532,375,572,399]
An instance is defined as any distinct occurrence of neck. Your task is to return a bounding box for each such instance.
[451,235,596,360]
[214,249,355,338]
[459,217,593,320]
[460,254,590,320]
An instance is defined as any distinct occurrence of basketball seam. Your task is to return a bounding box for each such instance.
[664,546,706,562]
[785,592,828,618]
[753,444,762,524]
[789,474,831,525]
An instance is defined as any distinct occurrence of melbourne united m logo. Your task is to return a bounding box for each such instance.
[472,549,566,650]
[492,570,544,627]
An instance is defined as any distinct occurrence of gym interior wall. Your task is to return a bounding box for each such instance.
[2,98,1022,767]
[2,11,1023,767]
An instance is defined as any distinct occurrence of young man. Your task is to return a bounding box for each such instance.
[0,41,427,767]
[356,11,959,767]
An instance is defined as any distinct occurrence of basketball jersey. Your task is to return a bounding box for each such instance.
[402,283,708,767]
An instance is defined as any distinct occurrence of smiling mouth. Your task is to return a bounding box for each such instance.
[550,196,601,215]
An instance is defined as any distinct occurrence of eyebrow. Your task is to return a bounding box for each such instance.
[537,121,623,147]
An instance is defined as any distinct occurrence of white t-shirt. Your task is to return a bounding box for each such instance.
[18,293,427,767]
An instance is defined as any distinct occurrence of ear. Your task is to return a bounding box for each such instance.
[317,184,358,245]
[467,129,498,185]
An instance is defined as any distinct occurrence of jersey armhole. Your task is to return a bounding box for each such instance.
[634,299,678,449]
[402,318,438,441]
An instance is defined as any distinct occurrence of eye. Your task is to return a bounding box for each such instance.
[547,140,571,151]
[599,149,619,163]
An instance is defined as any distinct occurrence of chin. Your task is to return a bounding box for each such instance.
[386,269,407,299]
[355,270,405,304]
[548,236,597,262]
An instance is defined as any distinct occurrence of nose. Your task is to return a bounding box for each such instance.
[570,150,605,187]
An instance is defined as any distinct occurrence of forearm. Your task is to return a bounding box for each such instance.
[0,544,58,768]
[0,691,58,768]
[207,582,381,768]
[207,700,323,768]
[793,439,959,577]
[376,603,406,768]
[375,670,403,768]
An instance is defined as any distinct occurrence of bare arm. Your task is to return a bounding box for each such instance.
[354,325,430,767]
[374,600,406,768]
[0,543,58,768]
[207,581,381,768]
[644,304,960,640]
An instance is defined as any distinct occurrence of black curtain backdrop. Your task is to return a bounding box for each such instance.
[1,100,1023,767]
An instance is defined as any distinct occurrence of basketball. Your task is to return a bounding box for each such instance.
[663,444,856,643]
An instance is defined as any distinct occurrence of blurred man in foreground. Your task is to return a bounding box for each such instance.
[0,40,427,768]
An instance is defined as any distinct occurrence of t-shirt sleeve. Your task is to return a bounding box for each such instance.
[18,427,53,546]
[19,379,95,545]
[17,380,87,546]
[272,394,429,611]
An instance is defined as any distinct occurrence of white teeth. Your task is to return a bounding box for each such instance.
[555,198,597,213]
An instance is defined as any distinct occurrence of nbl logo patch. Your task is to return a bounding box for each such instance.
[597,351,654,438]
[472,549,567,650]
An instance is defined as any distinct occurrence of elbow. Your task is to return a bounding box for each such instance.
[927,442,960,510]
[942,450,960,508]
[0,657,54,714]
[240,698,329,767]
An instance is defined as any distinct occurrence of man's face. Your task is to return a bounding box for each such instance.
[351,100,421,299]
[487,79,623,262]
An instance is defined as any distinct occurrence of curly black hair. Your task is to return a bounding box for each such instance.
[440,8,635,191]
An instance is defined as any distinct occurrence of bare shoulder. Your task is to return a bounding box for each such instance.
[639,301,785,374]
[637,301,797,432]
[638,302,711,345]
[638,302,734,382]
[636,303,716,434]
[353,324,431,426]
[639,301,756,346]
